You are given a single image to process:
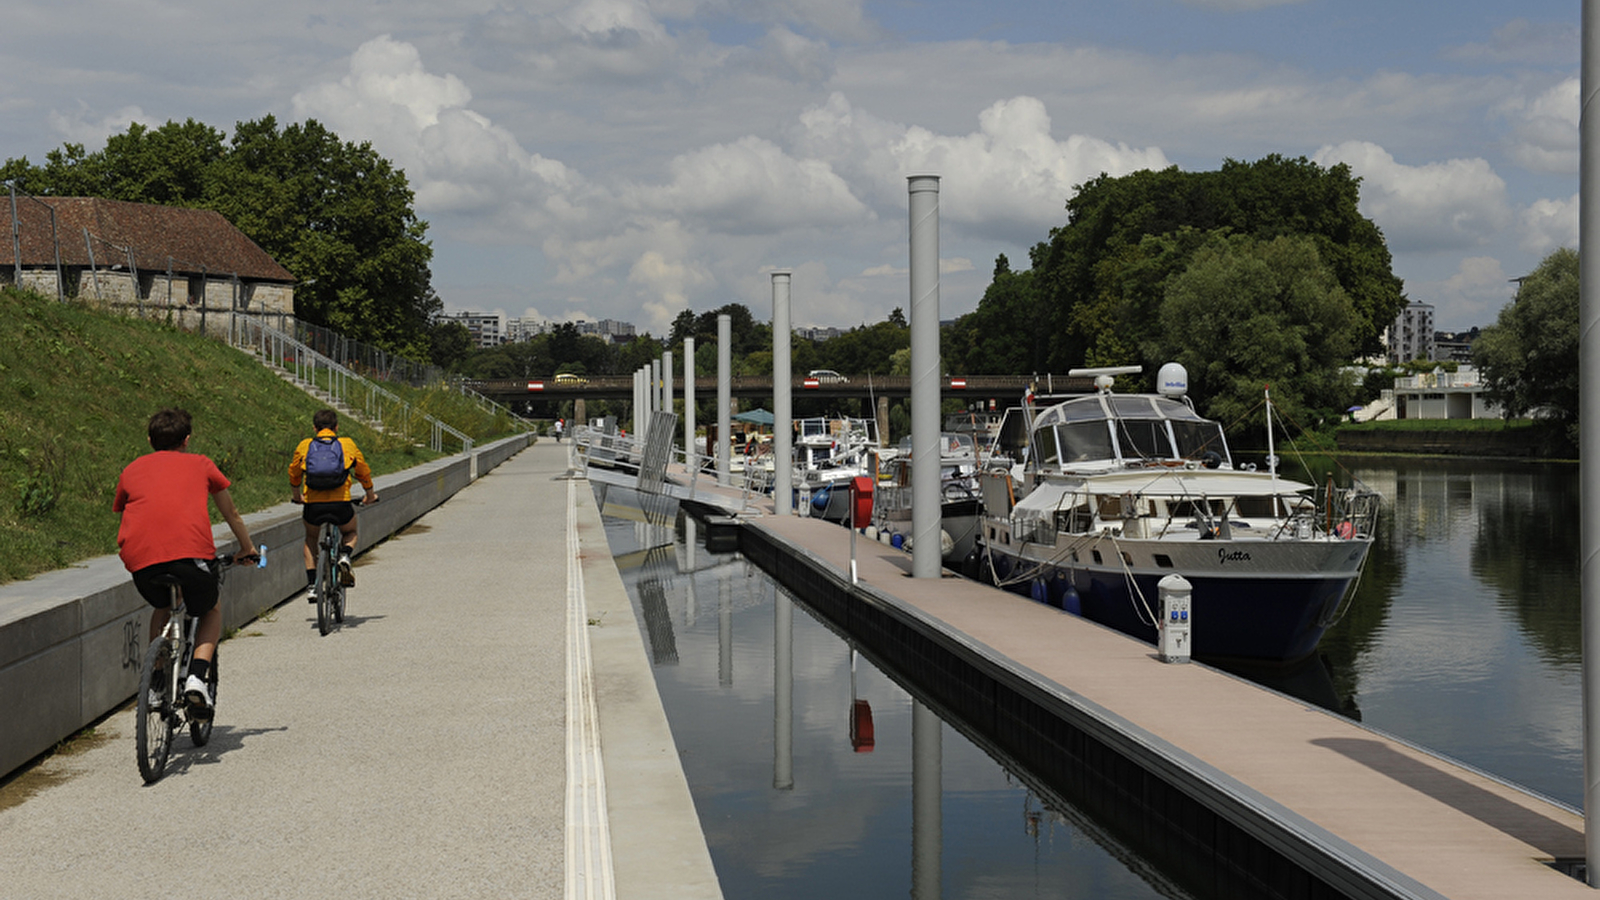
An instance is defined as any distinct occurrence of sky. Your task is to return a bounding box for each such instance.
[1,1,1580,336]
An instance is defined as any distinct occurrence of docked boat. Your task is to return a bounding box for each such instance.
[977,364,1379,664]
[871,433,983,564]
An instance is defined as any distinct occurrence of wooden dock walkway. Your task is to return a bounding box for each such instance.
[746,512,1588,900]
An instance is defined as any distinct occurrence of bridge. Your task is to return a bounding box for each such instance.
[471,373,1090,405]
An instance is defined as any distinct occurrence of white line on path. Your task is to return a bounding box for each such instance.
[566,475,616,900]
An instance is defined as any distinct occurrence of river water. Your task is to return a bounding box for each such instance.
[599,455,1581,898]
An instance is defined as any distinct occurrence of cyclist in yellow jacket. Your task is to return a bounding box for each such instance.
[289,409,377,592]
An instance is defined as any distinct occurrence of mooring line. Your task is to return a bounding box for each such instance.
[566,476,616,900]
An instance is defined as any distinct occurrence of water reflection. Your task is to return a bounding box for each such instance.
[1319,457,1582,808]
[602,514,1193,900]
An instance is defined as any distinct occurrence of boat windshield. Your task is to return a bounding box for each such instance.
[1033,393,1231,465]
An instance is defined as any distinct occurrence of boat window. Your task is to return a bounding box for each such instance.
[1169,498,1227,518]
[1170,420,1229,462]
[1114,419,1170,460]
[1036,425,1061,465]
[1233,496,1279,518]
[1056,422,1112,462]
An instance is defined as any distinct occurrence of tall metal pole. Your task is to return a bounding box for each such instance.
[684,337,696,466]
[772,271,793,515]
[908,174,942,578]
[717,314,732,486]
[651,359,661,416]
[1580,0,1600,882]
[662,350,673,424]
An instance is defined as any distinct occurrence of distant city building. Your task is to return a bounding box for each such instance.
[797,325,843,341]
[439,311,503,348]
[1432,328,1479,364]
[574,318,636,343]
[505,316,549,343]
[1387,302,1435,364]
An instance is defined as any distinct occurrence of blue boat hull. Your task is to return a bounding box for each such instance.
[985,550,1352,664]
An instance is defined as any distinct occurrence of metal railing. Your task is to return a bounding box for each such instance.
[232,317,473,454]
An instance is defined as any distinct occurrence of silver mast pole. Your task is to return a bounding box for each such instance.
[1581,0,1600,882]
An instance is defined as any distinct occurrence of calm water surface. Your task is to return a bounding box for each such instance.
[600,455,1582,897]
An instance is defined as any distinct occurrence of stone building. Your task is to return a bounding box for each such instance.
[0,197,297,329]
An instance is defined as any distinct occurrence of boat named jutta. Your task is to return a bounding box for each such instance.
[976,363,1380,664]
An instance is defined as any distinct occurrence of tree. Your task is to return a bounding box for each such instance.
[429,321,474,371]
[1473,247,1579,433]
[1029,155,1403,373]
[1156,232,1357,432]
[4,116,437,359]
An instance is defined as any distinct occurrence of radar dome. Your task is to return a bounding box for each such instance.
[1157,363,1188,398]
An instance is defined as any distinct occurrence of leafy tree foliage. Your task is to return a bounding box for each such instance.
[956,155,1403,378]
[1473,247,1578,433]
[1156,232,1358,431]
[4,116,437,358]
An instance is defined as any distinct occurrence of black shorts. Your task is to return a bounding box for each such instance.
[303,501,356,527]
[131,558,220,615]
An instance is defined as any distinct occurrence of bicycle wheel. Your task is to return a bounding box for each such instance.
[333,572,347,624]
[316,529,335,636]
[189,650,218,746]
[136,638,175,784]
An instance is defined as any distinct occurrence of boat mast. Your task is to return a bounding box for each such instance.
[1265,384,1278,480]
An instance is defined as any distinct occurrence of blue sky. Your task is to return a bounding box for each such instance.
[1,1,1579,335]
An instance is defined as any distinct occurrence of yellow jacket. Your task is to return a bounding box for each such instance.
[289,429,374,502]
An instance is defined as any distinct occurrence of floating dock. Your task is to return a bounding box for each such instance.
[738,512,1588,900]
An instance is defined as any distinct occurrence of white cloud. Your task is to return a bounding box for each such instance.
[1520,193,1579,255]
[47,103,154,147]
[799,94,1170,244]
[632,135,870,234]
[1504,77,1578,175]
[1406,256,1515,331]
[1313,141,1511,253]
[291,36,589,227]
[1444,18,1579,66]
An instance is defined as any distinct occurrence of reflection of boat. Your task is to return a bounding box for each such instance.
[871,433,983,564]
[978,364,1380,664]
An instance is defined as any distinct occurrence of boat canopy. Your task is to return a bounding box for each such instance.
[1031,394,1231,468]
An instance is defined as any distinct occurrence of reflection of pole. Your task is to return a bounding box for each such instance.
[772,271,793,515]
[911,700,942,900]
[1582,0,1600,881]
[717,314,732,486]
[774,587,793,790]
[684,518,697,625]
[718,563,733,688]
[908,174,942,578]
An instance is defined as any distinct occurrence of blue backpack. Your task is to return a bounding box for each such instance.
[304,436,351,490]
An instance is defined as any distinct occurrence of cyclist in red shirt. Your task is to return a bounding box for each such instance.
[114,409,258,717]
[289,409,377,593]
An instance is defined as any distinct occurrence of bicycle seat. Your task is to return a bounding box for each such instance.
[147,572,186,587]
[305,510,347,526]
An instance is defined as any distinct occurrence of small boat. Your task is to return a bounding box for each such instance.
[977,363,1379,664]
[871,433,983,564]
[790,417,879,519]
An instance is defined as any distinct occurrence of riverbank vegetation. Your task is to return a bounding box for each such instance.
[0,286,513,584]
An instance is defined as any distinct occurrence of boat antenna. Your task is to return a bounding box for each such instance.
[1264,384,1278,479]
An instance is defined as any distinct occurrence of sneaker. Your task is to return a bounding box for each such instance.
[337,551,355,587]
[307,582,317,603]
[146,685,166,710]
[184,674,214,720]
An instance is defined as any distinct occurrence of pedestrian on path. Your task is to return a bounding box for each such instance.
[554,418,564,442]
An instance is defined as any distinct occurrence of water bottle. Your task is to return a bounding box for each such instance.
[257,544,268,568]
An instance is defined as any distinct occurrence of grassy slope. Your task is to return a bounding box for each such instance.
[0,288,514,584]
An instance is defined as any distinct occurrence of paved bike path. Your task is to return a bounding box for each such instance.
[0,441,720,900]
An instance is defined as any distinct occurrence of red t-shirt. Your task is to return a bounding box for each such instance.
[113,451,231,572]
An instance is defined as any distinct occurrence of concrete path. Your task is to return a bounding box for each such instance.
[0,442,720,900]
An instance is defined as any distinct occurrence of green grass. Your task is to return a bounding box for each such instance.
[1337,417,1542,432]
[0,287,517,585]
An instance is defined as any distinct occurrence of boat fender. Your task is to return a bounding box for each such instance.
[961,547,983,580]
[890,532,904,550]
[863,525,879,541]
[1062,582,1082,615]
[1030,579,1048,604]
[879,529,893,545]
[940,529,954,556]
[1335,520,1355,540]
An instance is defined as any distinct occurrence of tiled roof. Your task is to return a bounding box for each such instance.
[0,197,294,283]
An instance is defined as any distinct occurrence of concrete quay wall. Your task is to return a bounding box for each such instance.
[0,434,531,779]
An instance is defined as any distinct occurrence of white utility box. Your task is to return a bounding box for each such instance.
[1158,574,1192,663]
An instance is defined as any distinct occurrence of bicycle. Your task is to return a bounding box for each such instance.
[308,512,357,636]
[135,548,263,784]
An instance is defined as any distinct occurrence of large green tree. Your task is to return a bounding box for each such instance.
[4,116,437,358]
[1473,247,1579,433]
[1156,232,1358,431]
[1023,155,1403,374]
